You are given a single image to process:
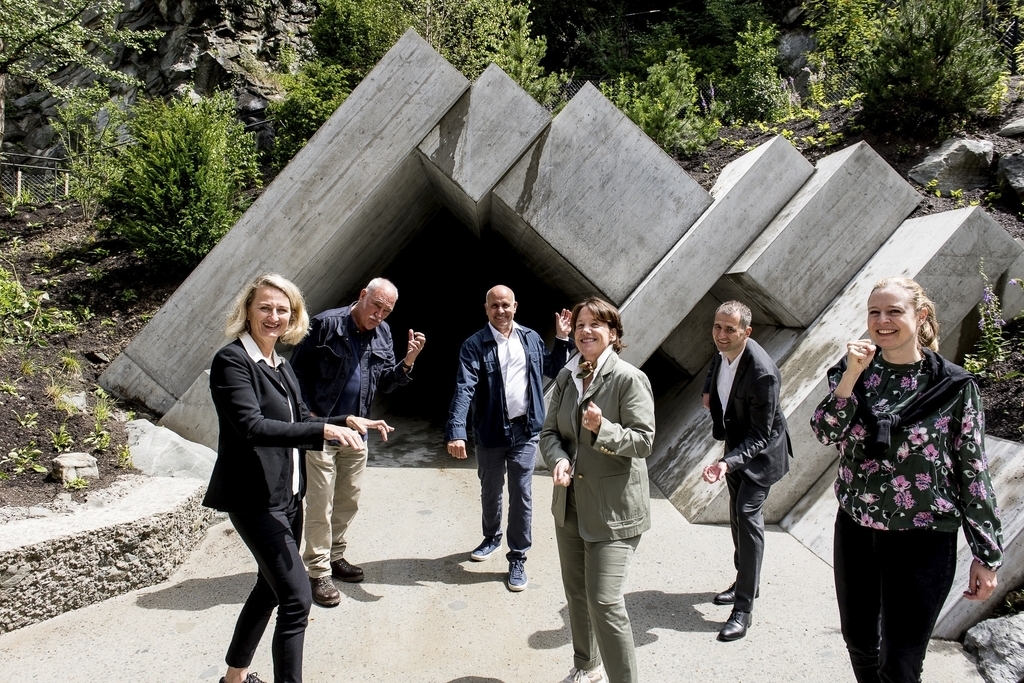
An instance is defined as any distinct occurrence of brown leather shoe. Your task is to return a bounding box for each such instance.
[331,557,365,583]
[310,576,340,607]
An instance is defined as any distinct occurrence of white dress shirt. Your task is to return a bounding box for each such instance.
[489,322,528,420]
[716,346,745,414]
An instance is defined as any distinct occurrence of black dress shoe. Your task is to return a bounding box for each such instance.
[713,582,737,605]
[713,583,759,605]
[331,557,365,583]
[718,610,751,642]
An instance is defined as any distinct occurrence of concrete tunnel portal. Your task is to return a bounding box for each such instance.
[364,208,689,429]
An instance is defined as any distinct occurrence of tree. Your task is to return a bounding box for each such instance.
[105,94,261,271]
[858,0,1002,132]
[0,0,156,151]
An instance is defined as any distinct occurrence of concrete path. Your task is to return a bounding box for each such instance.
[0,419,983,682]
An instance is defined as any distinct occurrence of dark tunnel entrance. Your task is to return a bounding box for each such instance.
[332,207,687,443]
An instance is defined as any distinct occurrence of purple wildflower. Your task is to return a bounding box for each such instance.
[913,512,933,527]
[915,473,931,490]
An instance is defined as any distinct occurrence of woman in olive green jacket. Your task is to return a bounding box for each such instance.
[541,297,656,683]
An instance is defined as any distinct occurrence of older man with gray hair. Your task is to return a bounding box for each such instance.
[290,278,426,607]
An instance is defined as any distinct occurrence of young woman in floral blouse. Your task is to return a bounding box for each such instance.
[810,277,1003,683]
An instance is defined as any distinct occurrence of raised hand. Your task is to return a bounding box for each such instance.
[406,329,426,364]
[555,308,573,339]
[834,339,876,399]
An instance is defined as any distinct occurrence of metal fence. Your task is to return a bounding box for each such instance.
[0,154,70,203]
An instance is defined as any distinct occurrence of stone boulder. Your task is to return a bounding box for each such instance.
[125,419,217,480]
[999,118,1024,137]
[909,138,994,194]
[50,452,99,483]
[964,613,1024,683]
[997,152,1024,203]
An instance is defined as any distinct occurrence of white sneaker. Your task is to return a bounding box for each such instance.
[561,664,606,683]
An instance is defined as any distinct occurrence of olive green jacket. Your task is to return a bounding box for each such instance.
[540,352,656,542]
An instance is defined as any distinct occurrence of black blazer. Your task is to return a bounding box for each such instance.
[702,338,791,487]
[203,339,345,512]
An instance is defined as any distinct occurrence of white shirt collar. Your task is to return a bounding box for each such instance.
[721,345,745,368]
[488,321,519,342]
[240,332,283,367]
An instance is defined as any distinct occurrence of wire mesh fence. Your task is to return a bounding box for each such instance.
[0,154,70,204]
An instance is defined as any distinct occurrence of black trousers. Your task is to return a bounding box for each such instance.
[726,471,769,612]
[833,510,957,683]
[227,496,312,683]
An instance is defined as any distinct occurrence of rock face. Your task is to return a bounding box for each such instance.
[908,138,995,194]
[964,613,1024,683]
[3,0,316,158]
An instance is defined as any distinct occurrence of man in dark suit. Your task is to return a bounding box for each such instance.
[701,300,791,642]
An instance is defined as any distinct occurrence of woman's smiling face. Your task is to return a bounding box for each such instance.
[866,285,923,361]
[247,285,291,354]
[575,307,616,362]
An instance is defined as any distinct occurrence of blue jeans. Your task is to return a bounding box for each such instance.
[475,420,536,561]
[833,510,957,683]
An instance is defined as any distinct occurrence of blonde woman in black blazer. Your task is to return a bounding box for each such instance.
[204,274,362,683]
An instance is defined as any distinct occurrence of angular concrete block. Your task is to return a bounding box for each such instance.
[101,30,469,414]
[722,142,921,327]
[752,207,1022,527]
[648,325,804,522]
[619,136,813,368]
[492,83,712,304]
[157,370,217,452]
[935,437,1024,639]
[417,64,550,233]
[656,292,723,377]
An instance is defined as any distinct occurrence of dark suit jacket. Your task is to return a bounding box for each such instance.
[702,338,791,487]
[203,339,347,513]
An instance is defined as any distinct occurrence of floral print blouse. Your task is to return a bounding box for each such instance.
[810,355,1003,570]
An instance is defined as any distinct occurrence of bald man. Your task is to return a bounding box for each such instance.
[446,285,574,592]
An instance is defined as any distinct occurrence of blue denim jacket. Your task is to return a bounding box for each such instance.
[290,305,410,418]
[446,324,574,448]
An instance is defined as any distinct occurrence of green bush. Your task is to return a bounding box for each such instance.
[726,21,786,123]
[858,0,1003,132]
[269,62,356,170]
[602,50,721,155]
[311,0,408,74]
[105,93,260,271]
[491,4,564,109]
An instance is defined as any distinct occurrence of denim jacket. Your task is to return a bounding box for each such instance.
[290,305,410,418]
[446,324,574,448]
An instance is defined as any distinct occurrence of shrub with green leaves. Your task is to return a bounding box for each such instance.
[491,4,564,109]
[602,50,721,155]
[726,21,786,123]
[105,93,260,271]
[312,0,408,74]
[269,62,356,170]
[858,0,1003,132]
